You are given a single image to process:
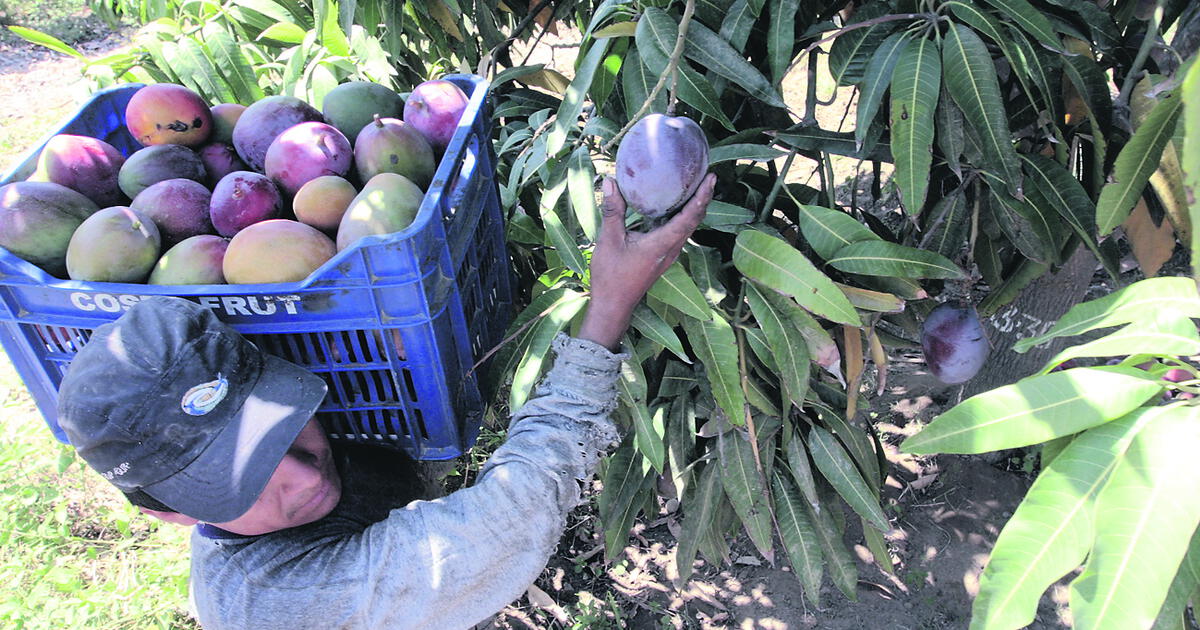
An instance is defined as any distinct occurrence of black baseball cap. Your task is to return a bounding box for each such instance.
[56,296,328,523]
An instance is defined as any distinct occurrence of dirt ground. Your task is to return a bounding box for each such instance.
[0,25,1072,630]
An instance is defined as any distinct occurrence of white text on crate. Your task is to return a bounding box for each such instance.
[70,293,302,316]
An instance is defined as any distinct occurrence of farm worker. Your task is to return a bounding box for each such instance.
[54,173,716,630]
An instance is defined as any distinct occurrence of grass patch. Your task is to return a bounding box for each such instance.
[0,0,113,45]
[0,352,197,629]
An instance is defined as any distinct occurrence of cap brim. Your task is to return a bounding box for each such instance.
[141,355,328,523]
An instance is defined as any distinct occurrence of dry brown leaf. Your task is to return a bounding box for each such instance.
[1122,197,1175,277]
[525,584,568,624]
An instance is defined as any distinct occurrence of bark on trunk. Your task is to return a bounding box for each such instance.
[961,245,1099,400]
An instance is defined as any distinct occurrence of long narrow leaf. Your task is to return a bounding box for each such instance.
[1096,89,1184,235]
[718,429,774,562]
[943,23,1023,199]
[889,36,940,213]
[733,230,861,325]
[977,0,1062,52]
[681,17,787,108]
[1041,312,1200,373]
[547,38,610,156]
[675,461,725,582]
[767,0,799,85]
[971,409,1159,630]
[809,425,889,532]
[795,204,880,261]
[636,8,734,129]
[745,283,810,410]
[772,471,824,606]
[1070,404,1200,629]
[856,32,910,150]
[827,240,966,279]
[508,292,589,409]
[1014,277,1200,352]
[647,261,711,320]
[902,368,1163,454]
[683,311,746,426]
[1185,58,1200,287]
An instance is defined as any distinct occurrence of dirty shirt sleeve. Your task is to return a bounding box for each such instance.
[190,334,628,630]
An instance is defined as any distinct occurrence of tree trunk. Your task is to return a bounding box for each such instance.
[962,245,1099,400]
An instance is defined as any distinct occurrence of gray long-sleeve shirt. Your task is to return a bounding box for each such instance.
[188,335,625,630]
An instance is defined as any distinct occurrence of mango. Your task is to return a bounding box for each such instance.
[336,173,424,251]
[198,142,248,188]
[614,114,709,218]
[264,122,353,197]
[404,79,469,153]
[31,134,126,207]
[66,206,161,282]
[209,171,282,237]
[353,116,435,188]
[321,81,404,145]
[118,144,207,199]
[125,83,213,147]
[129,178,213,247]
[148,234,229,285]
[293,175,356,232]
[209,103,246,145]
[0,181,99,276]
[232,95,324,172]
[223,219,336,284]
[921,301,991,384]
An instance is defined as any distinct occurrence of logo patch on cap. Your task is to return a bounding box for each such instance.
[181,374,229,416]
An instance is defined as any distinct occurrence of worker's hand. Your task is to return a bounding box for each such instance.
[577,174,715,351]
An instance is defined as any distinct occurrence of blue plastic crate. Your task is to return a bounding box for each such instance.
[0,75,513,460]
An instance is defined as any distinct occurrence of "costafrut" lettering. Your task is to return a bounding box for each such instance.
[69,292,302,316]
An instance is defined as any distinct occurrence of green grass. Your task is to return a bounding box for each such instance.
[0,0,114,45]
[0,351,197,629]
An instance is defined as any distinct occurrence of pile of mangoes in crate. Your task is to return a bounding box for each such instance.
[0,79,469,285]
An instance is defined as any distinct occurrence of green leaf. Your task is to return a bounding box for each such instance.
[784,427,820,509]
[566,146,599,242]
[720,0,755,53]
[827,240,966,279]
[827,1,892,86]
[772,126,893,161]
[171,38,236,104]
[675,461,724,582]
[1070,405,1200,629]
[988,186,1062,265]
[635,8,735,129]
[683,311,746,426]
[620,360,666,473]
[901,368,1163,454]
[708,143,787,164]
[667,397,698,498]
[718,429,774,562]
[772,471,824,606]
[942,23,1023,199]
[977,0,1063,52]
[745,283,810,410]
[795,205,879,261]
[809,425,889,532]
[809,483,859,600]
[647,261,711,320]
[630,304,689,362]
[258,21,308,44]
[205,30,265,104]
[733,230,861,326]
[1096,89,1184,235]
[863,518,894,573]
[1042,312,1200,373]
[508,291,589,410]
[971,409,1159,630]
[680,16,787,108]
[856,32,910,150]
[702,200,754,230]
[621,47,667,118]
[1150,526,1200,630]
[767,0,799,85]
[547,38,611,156]
[6,26,83,58]
[687,245,727,307]
[1014,277,1200,352]
[1186,58,1200,288]
[889,36,941,214]
[1020,154,1096,239]
[539,179,589,277]
[935,86,967,177]
[599,440,652,563]
[919,187,969,258]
